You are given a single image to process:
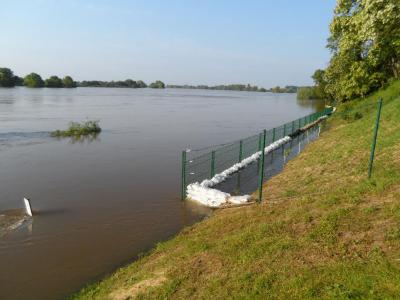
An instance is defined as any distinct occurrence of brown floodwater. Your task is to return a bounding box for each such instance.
[0,87,323,299]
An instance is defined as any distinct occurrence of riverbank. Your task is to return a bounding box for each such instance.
[73,81,400,299]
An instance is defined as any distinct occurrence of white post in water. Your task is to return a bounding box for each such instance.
[23,197,33,217]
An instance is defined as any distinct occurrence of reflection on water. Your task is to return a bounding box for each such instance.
[297,97,326,111]
[52,133,101,144]
[0,87,321,300]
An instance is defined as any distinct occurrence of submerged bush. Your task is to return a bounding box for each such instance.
[51,121,101,137]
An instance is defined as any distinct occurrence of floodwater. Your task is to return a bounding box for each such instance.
[0,87,323,299]
[217,125,321,195]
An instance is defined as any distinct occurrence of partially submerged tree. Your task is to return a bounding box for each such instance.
[14,76,24,86]
[0,68,16,87]
[24,73,45,88]
[45,76,64,88]
[62,76,77,88]
[149,80,166,89]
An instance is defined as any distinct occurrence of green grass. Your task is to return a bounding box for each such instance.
[51,120,101,138]
[73,80,400,299]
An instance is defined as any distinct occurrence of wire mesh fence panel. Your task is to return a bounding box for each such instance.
[242,134,260,158]
[182,107,334,197]
[215,142,241,174]
[216,128,321,196]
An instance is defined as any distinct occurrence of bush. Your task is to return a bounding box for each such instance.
[297,87,320,100]
[149,80,165,89]
[51,121,101,137]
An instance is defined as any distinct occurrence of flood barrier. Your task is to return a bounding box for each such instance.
[181,107,334,207]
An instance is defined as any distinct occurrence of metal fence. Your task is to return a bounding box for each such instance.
[181,107,334,199]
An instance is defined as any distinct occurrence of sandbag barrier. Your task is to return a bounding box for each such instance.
[181,107,334,207]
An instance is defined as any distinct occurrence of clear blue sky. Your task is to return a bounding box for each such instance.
[0,0,336,87]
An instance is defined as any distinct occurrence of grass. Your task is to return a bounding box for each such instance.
[73,80,400,299]
[51,120,101,138]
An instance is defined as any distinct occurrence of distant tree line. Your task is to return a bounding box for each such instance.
[1,66,302,94]
[167,84,300,93]
[269,86,298,93]
[78,79,148,88]
[167,83,267,92]
[79,80,166,89]
[0,67,166,89]
[0,67,77,88]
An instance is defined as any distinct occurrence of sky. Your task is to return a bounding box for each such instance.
[0,0,336,87]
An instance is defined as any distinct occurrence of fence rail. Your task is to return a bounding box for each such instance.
[181,107,334,199]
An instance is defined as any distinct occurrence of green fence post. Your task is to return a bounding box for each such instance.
[181,150,187,200]
[298,118,301,130]
[258,129,267,202]
[272,127,276,142]
[283,123,287,136]
[239,140,243,163]
[210,151,216,178]
[291,121,295,134]
[368,98,383,179]
[258,132,263,151]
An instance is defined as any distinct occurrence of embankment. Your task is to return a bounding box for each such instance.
[73,80,400,299]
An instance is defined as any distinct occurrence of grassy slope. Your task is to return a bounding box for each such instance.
[74,81,400,299]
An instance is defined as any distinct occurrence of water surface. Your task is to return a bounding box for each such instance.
[0,87,322,299]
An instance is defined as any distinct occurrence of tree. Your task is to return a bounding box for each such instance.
[323,0,400,102]
[297,87,320,100]
[0,68,16,87]
[136,80,147,88]
[149,80,165,89]
[62,76,76,88]
[24,73,45,88]
[311,69,329,100]
[14,76,24,86]
[124,79,138,88]
[45,76,64,88]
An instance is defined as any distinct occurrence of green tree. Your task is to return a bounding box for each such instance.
[62,76,76,88]
[14,76,24,86]
[45,76,64,88]
[311,69,329,100]
[297,87,319,100]
[24,73,45,88]
[136,80,147,88]
[149,80,165,89]
[0,68,16,87]
[323,0,400,102]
